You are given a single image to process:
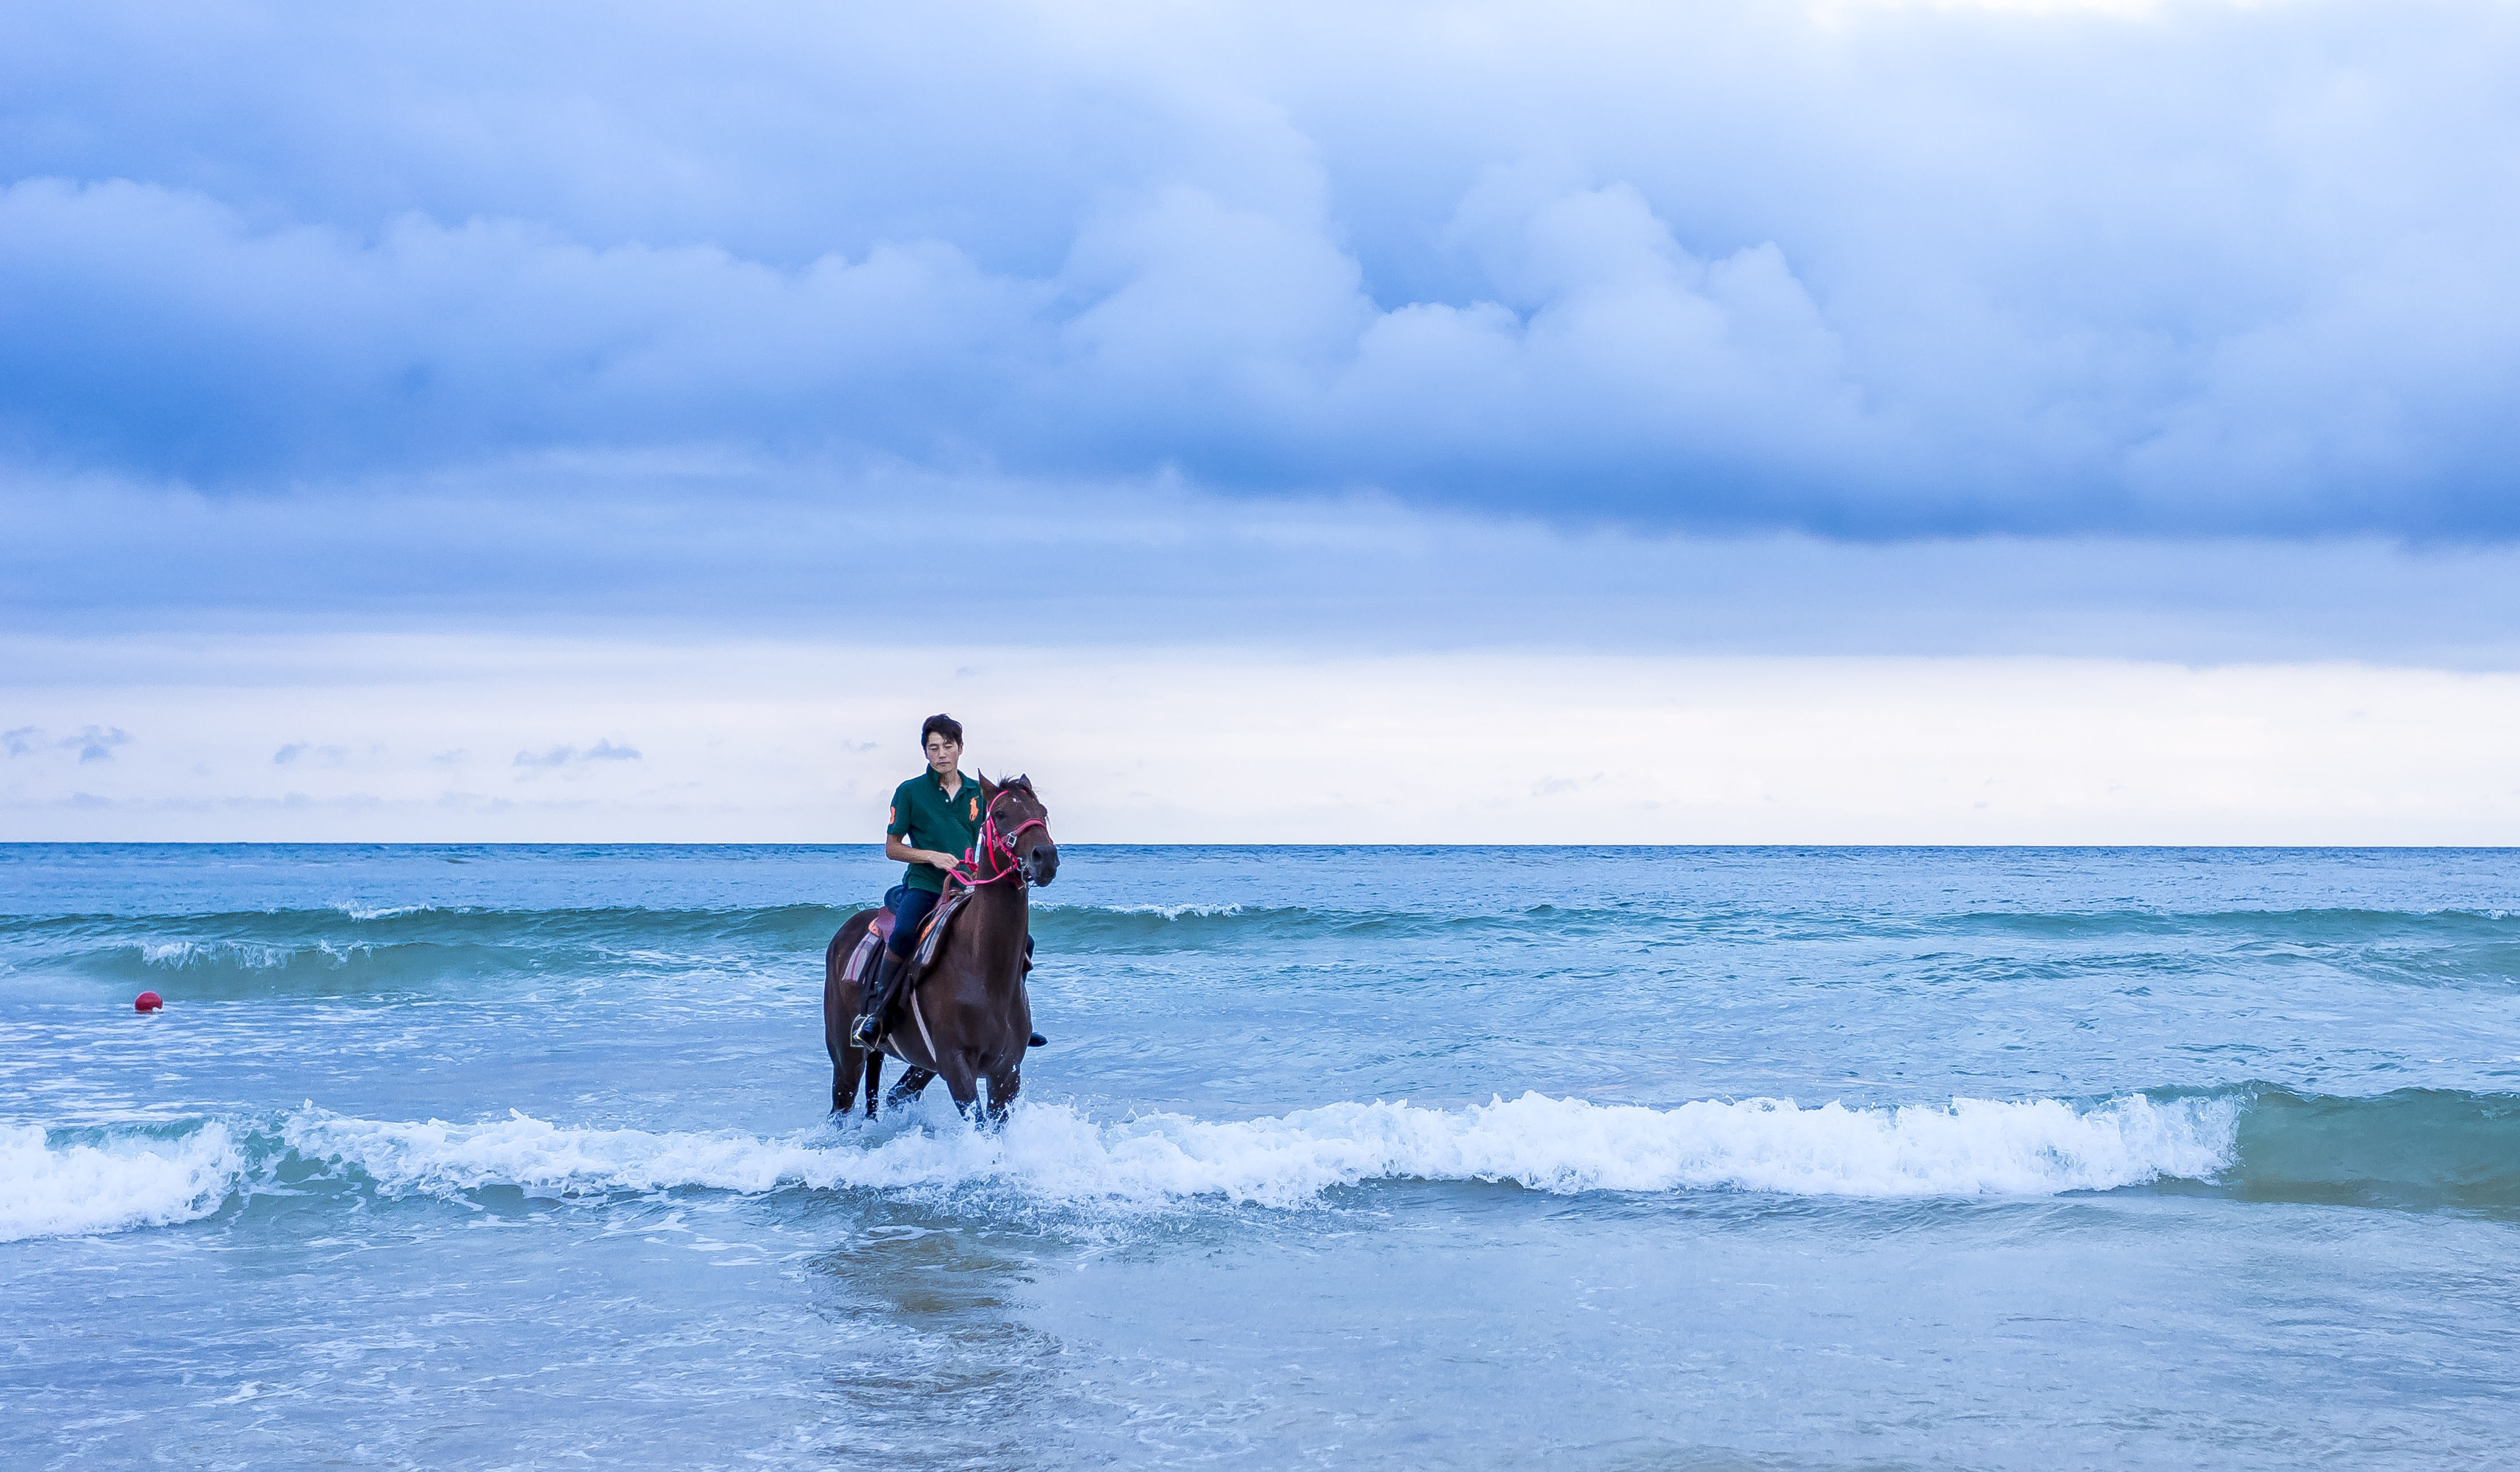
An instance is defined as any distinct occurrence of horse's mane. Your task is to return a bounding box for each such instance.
[980,772,1035,795]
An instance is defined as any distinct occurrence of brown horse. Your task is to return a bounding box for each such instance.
[822,774,1058,1122]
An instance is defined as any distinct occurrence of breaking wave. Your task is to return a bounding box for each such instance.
[283,1090,2240,1208]
[14,1086,2517,1243]
[0,1122,243,1242]
[1,1088,2246,1239]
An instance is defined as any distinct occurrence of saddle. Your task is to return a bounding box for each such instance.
[838,887,978,989]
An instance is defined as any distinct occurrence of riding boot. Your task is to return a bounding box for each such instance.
[851,949,906,1049]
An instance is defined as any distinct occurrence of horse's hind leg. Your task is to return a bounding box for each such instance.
[832,1029,864,1117]
[827,1024,864,1120]
[884,1067,935,1113]
[824,915,874,1117]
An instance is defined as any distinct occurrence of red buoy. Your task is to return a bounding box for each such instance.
[134,991,164,1013]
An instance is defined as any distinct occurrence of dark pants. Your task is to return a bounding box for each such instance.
[885,884,941,959]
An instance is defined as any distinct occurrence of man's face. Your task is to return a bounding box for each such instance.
[924,734,960,774]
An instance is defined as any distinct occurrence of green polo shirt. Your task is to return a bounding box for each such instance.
[888,768,983,894]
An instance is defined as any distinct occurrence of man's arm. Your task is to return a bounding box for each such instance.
[887,832,962,872]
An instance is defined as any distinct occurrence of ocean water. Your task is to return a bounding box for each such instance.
[3,844,2517,1470]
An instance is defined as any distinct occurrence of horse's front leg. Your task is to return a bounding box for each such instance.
[985,1065,1021,1125]
[939,1061,982,1119]
[883,1066,935,1113]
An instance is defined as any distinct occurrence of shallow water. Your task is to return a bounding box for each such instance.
[4,844,2517,1469]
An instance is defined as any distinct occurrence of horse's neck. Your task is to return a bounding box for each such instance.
[967,882,1029,983]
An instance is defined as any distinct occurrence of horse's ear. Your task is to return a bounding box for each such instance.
[978,772,998,799]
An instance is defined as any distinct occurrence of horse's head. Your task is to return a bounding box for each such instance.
[979,773,1058,887]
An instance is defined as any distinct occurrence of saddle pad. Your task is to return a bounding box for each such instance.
[909,886,974,971]
[841,927,884,984]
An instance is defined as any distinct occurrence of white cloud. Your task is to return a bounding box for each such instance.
[6,1,2520,534]
[514,739,642,768]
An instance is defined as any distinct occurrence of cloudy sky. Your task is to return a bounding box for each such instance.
[6,0,2519,842]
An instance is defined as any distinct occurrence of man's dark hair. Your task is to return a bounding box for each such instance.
[920,713,963,748]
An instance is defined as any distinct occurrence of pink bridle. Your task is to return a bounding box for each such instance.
[946,787,1049,892]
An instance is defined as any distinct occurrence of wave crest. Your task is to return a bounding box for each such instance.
[0,1123,243,1242]
[279,1091,2233,1211]
[965,1091,2236,1206]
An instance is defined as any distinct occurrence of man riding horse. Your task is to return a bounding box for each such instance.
[850,713,1043,1050]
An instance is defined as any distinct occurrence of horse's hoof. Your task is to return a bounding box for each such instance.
[1027,1032,1047,1048]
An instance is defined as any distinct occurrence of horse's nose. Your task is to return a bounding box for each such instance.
[1029,843,1058,885]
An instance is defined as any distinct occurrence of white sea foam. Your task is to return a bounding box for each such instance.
[0,1124,244,1241]
[331,900,433,921]
[1036,901,1245,921]
[281,1092,2238,1211]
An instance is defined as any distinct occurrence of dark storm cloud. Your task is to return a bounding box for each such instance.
[11,461,2520,667]
[4,0,2520,536]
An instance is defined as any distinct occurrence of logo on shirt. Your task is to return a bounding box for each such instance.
[968,797,978,820]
